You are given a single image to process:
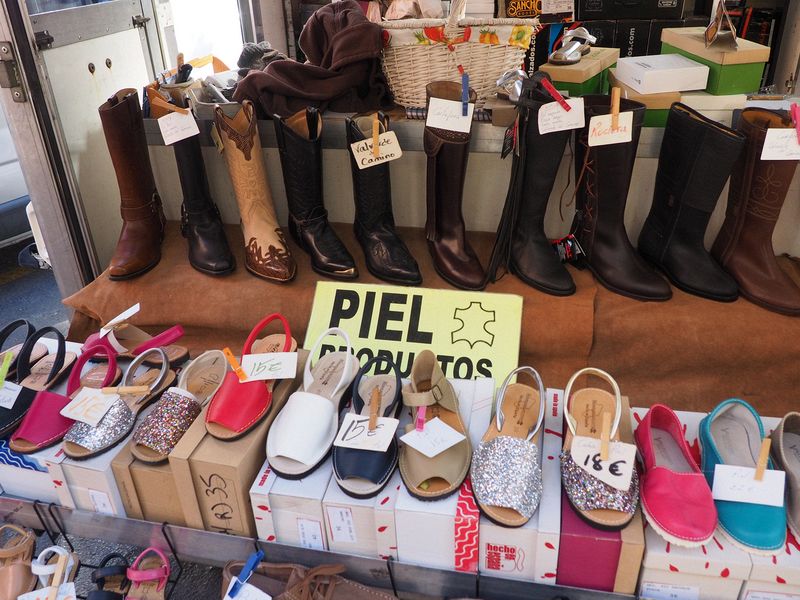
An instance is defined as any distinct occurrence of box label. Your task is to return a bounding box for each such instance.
[484,543,526,572]
[88,489,114,515]
[538,98,585,134]
[334,413,399,453]
[198,472,242,534]
[326,506,357,544]
[158,110,200,145]
[0,381,22,410]
[745,592,800,600]
[60,388,119,427]
[761,129,800,161]
[541,0,573,13]
[588,112,634,146]
[571,436,636,491]
[297,518,325,550]
[241,352,298,382]
[641,581,699,600]
[400,417,466,458]
[426,98,474,133]
[350,131,403,170]
[712,464,785,507]
[305,282,522,381]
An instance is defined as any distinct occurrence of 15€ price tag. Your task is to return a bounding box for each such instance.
[712,464,785,507]
[538,97,585,134]
[571,435,637,491]
[240,352,298,382]
[60,388,119,427]
[587,112,633,146]
[350,131,403,169]
[333,412,399,452]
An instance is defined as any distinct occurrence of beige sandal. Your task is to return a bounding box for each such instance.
[0,524,36,600]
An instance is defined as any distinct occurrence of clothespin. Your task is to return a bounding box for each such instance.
[415,406,427,432]
[369,387,381,432]
[102,385,149,395]
[177,52,184,68]
[46,553,69,600]
[754,438,771,481]
[0,351,12,388]
[228,548,264,598]
[600,412,611,461]
[372,113,380,158]
[459,65,469,116]
[611,87,621,132]
[540,77,571,112]
[223,347,248,382]
[791,103,800,145]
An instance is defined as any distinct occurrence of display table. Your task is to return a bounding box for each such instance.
[65,222,800,415]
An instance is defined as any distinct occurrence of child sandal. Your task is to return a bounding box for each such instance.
[126,548,170,600]
[471,366,546,527]
[10,345,121,454]
[132,350,227,462]
[206,314,298,440]
[63,347,175,460]
[266,327,359,479]
[333,356,403,498]
[83,323,188,367]
[0,320,46,382]
[87,553,131,600]
[561,367,639,530]
[30,546,80,589]
[399,350,471,501]
[0,524,36,600]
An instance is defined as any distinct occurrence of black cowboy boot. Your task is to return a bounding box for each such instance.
[638,103,743,301]
[346,112,421,285]
[274,108,357,279]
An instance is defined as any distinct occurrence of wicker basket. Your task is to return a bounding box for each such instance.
[381,0,539,108]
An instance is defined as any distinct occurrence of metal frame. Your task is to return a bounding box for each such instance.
[1,496,632,600]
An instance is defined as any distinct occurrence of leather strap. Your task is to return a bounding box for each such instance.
[0,320,35,371]
[31,546,75,588]
[120,193,160,221]
[129,325,184,356]
[563,367,622,437]
[66,345,118,395]
[242,313,292,355]
[15,327,67,385]
[350,356,401,417]
[128,548,170,592]
[122,347,170,394]
[0,524,34,558]
[495,366,546,441]
[303,328,354,400]
[91,552,129,588]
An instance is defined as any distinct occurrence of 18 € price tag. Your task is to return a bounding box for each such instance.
[570,436,637,491]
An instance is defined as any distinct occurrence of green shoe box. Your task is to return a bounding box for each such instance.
[540,47,620,96]
[608,68,680,128]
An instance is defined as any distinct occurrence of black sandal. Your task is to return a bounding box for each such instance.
[87,552,130,599]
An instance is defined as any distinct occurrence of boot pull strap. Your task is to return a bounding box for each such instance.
[306,107,323,141]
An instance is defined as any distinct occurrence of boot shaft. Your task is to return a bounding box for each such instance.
[274,108,324,220]
[346,112,393,229]
[173,134,214,213]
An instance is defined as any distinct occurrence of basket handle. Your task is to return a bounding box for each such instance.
[445,0,467,36]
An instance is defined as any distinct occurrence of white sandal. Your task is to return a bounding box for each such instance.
[31,546,79,589]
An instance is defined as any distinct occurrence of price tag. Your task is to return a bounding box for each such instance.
[333,413,399,453]
[241,353,298,382]
[712,464,785,507]
[587,112,633,147]
[400,417,466,458]
[89,489,114,514]
[426,98,475,133]
[60,388,119,427]
[100,303,140,338]
[224,577,272,600]
[542,0,573,12]
[18,582,77,600]
[158,110,200,145]
[350,131,403,169]
[0,381,22,410]
[640,581,700,600]
[761,129,800,161]
[538,98,585,134]
[297,518,324,550]
[326,506,357,544]
[570,435,637,491]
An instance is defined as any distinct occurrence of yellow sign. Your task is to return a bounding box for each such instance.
[304,282,522,381]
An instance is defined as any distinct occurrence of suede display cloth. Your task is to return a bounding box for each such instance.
[232,0,390,118]
[65,223,800,415]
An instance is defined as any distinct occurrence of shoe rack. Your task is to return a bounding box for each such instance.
[0,495,632,600]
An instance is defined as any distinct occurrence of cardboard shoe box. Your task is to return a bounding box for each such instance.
[660,27,770,95]
[615,54,709,94]
[742,535,800,600]
[395,377,494,573]
[540,47,621,97]
[0,441,73,506]
[609,68,681,127]
[556,396,645,595]
[169,350,308,537]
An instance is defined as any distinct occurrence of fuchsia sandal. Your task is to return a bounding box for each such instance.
[10,346,121,454]
[83,324,188,366]
[126,548,170,600]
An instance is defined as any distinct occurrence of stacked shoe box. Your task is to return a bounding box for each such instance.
[0,440,71,507]
[394,378,494,572]
[679,91,748,127]
[634,408,753,600]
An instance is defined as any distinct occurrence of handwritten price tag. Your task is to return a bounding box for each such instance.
[761,128,800,161]
[240,352,298,382]
[18,582,77,600]
[333,412,399,452]
[158,110,200,145]
[100,303,140,338]
[570,435,637,491]
[400,417,466,458]
[426,98,475,133]
[712,464,785,507]
[350,131,403,170]
[587,112,633,147]
[538,97,585,134]
[0,381,22,410]
[224,577,272,600]
[60,388,119,427]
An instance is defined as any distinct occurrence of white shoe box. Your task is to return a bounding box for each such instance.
[322,471,403,559]
[249,459,279,542]
[741,538,800,600]
[0,441,72,506]
[615,54,709,95]
[395,377,494,572]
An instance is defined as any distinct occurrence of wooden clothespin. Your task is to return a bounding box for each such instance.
[600,412,612,461]
[177,52,185,68]
[369,387,381,432]
[372,113,380,158]
[46,553,69,600]
[755,438,771,481]
[223,347,248,382]
[611,87,621,132]
[102,385,150,395]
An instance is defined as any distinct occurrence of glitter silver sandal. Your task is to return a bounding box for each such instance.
[471,366,545,527]
[560,367,639,530]
[62,348,176,460]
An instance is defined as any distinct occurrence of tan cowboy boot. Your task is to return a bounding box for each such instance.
[214,101,295,282]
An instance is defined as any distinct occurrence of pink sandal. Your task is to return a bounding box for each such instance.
[126,548,170,600]
[83,324,188,366]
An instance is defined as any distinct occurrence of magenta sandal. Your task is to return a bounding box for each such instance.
[126,548,170,600]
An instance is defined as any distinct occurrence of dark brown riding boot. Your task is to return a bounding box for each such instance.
[711,108,800,315]
[424,81,485,290]
[99,89,166,280]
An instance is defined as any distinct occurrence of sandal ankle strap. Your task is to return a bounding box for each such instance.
[563,367,622,438]
[496,366,546,441]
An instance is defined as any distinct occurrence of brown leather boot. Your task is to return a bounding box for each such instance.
[711,108,800,315]
[99,89,166,280]
[215,101,296,283]
[424,81,485,290]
